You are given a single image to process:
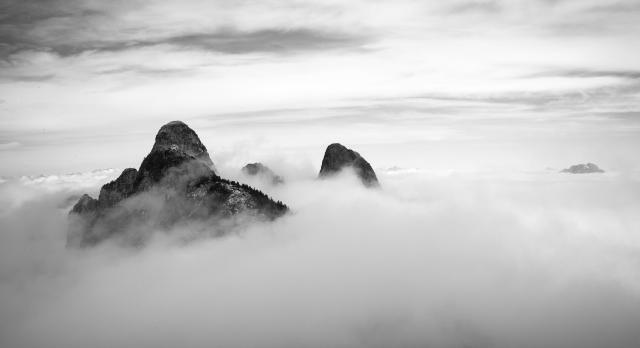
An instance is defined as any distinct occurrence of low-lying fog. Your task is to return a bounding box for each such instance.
[1,164,640,348]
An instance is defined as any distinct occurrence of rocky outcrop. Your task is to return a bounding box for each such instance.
[242,163,284,185]
[97,168,137,208]
[71,194,98,214]
[561,163,605,174]
[318,143,379,187]
[68,121,288,247]
[136,121,215,190]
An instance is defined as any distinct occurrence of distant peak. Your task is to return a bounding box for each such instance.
[561,163,605,174]
[243,162,268,174]
[242,162,284,185]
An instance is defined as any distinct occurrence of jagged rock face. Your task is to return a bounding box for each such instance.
[242,163,284,185]
[561,163,605,174]
[98,168,137,208]
[319,143,379,187]
[68,121,288,247]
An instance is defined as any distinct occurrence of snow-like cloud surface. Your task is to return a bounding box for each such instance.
[1,167,640,348]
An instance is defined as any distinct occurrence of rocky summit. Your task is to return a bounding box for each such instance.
[242,162,284,185]
[318,143,379,187]
[68,121,288,247]
[561,163,605,174]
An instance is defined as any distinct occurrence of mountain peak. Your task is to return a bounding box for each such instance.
[319,143,379,187]
[68,121,288,247]
[151,121,213,164]
[137,121,214,186]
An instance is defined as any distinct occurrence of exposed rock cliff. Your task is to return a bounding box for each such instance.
[68,121,288,247]
[318,143,379,187]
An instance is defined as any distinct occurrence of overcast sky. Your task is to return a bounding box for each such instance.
[1,0,640,176]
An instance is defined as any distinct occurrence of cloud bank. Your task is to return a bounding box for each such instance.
[1,165,640,348]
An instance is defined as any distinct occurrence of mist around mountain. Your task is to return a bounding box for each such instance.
[2,153,640,348]
[67,122,394,247]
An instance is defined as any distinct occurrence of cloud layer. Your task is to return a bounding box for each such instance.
[1,166,640,348]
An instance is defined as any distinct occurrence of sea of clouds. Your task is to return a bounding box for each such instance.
[1,164,640,348]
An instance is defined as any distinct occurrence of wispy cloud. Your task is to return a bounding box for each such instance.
[0,141,20,150]
[585,2,640,14]
[1,0,640,175]
[445,1,501,15]
[0,73,55,83]
[529,68,640,80]
[3,28,367,58]
[1,0,367,59]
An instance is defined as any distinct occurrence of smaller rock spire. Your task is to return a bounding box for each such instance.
[242,162,284,185]
[319,143,379,187]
